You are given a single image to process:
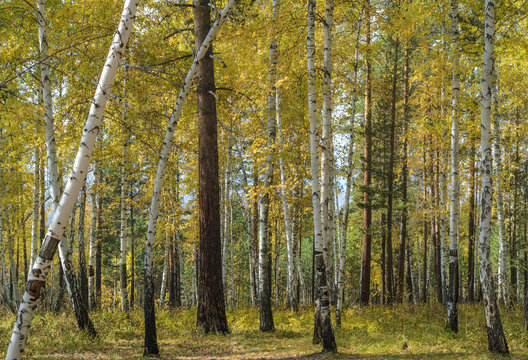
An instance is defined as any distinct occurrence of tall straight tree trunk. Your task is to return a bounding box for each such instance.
[307,0,336,351]
[78,185,89,309]
[321,0,336,305]
[95,155,103,310]
[194,0,233,336]
[258,0,279,331]
[492,66,510,307]
[159,234,169,307]
[478,0,509,352]
[37,0,94,334]
[422,143,428,303]
[277,89,297,312]
[447,0,461,332]
[30,140,40,270]
[359,0,372,306]
[468,137,476,302]
[398,45,410,303]
[6,1,137,356]
[88,190,96,311]
[141,1,235,353]
[130,204,135,308]
[119,136,129,312]
[337,17,361,323]
[386,38,398,304]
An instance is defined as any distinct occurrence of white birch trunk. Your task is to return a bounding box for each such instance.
[478,0,509,352]
[447,0,460,332]
[258,0,278,331]
[119,137,129,312]
[6,1,137,357]
[30,145,40,269]
[307,0,336,350]
[320,0,335,301]
[142,0,236,352]
[277,89,296,311]
[492,68,509,307]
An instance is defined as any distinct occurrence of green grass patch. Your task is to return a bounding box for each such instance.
[0,303,526,359]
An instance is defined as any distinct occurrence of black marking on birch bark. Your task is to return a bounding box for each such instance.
[27,280,45,299]
[39,235,60,260]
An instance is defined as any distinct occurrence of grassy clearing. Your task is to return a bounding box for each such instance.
[0,303,526,359]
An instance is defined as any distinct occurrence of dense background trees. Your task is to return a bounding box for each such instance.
[1,0,528,356]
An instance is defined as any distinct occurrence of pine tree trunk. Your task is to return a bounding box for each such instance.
[422,144,428,303]
[307,0,336,351]
[6,1,137,356]
[337,17,361,322]
[386,38,398,304]
[95,155,103,310]
[359,0,373,307]
[478,0,509,351]
[130,204,135,308]
[194,0,233,336]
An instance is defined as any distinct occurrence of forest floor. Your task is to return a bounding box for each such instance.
[0,303,527,359]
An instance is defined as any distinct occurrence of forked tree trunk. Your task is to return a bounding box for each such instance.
[5,1,137,357]
[478,0,509,352]
[307,0,336,351]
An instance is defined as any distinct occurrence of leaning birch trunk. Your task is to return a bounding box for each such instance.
[336,17,360,325]
[478,0,509,353]
[320,0,336,304]
[37,0,96,332]
[307,0,336,351]
[119,136,129,312]
[5,1,137,358]
[277,89,296,312]
[142,0,236,354]
[492,69,509,308]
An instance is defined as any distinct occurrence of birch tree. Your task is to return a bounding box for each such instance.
[5,1,137,357]
[492,67,510,308]
[447,0,460,333]
[478,0,509,352]
[307,0,336,351]
[258,0,278,331]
